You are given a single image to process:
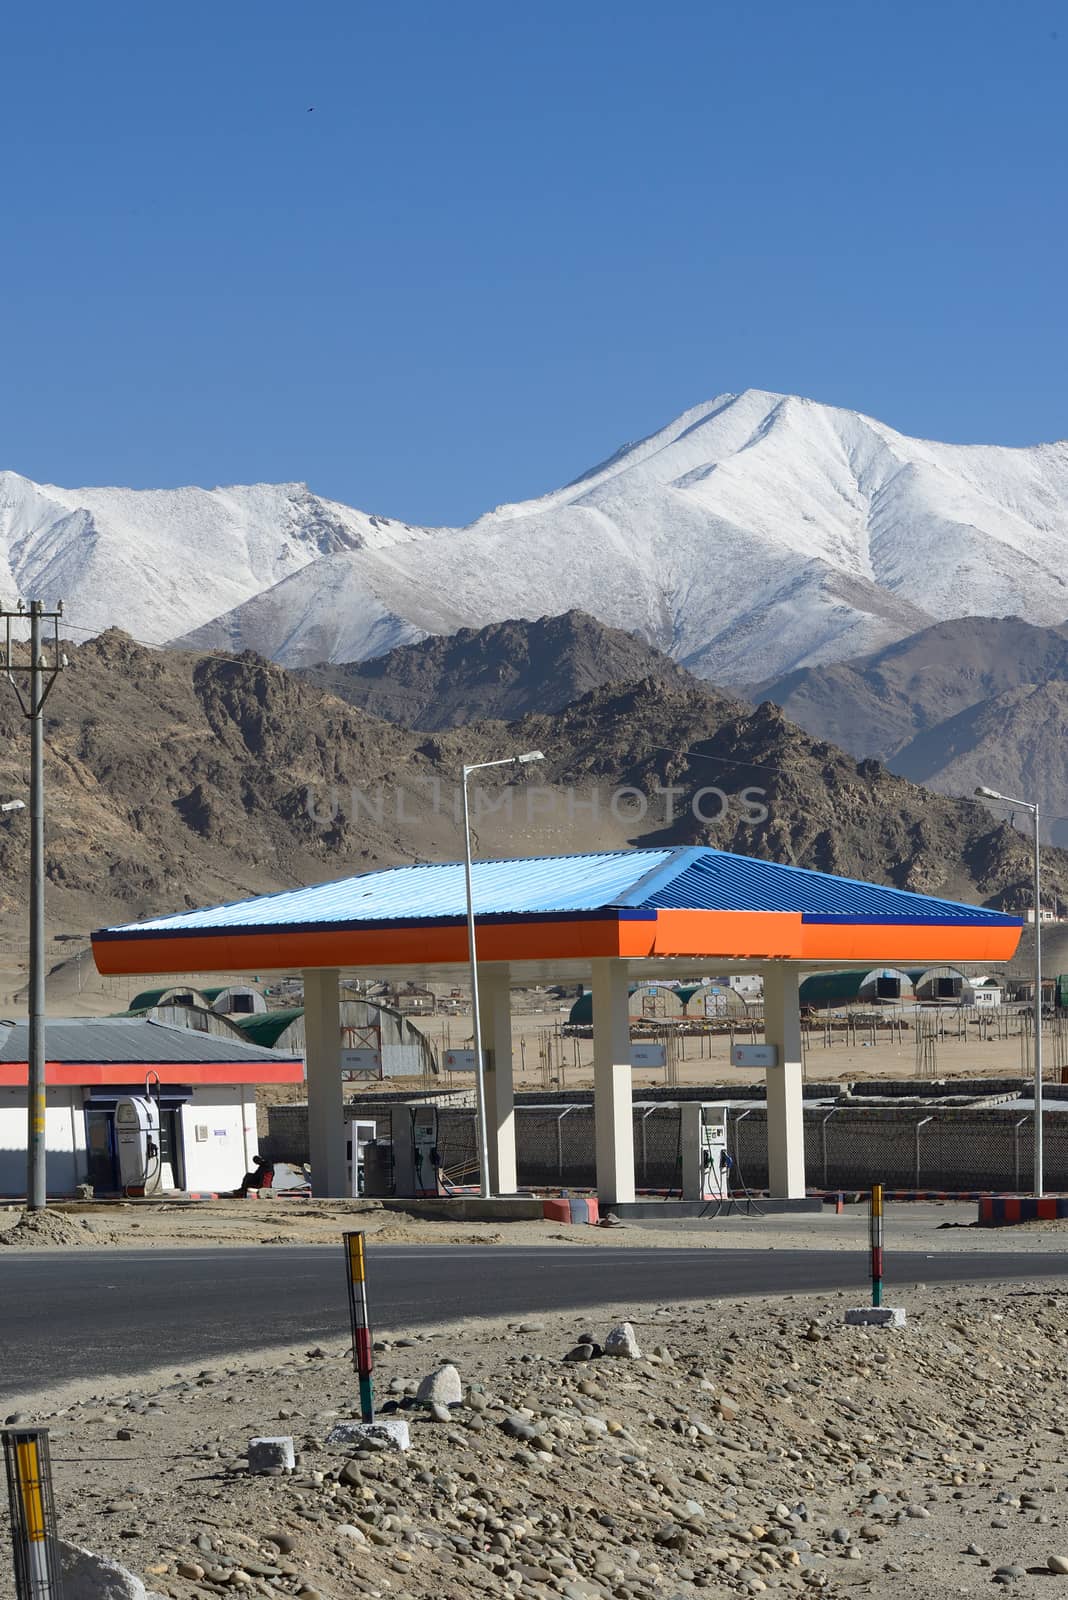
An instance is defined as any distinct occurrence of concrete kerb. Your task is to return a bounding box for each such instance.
[977,1194,1068,1226]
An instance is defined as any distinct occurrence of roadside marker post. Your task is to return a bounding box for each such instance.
[870,1182,884,1307]
[844,1181,906,1327]
[344,1231,375,1422]
[3,1426,63,1600]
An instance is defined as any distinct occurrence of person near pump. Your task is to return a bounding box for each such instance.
[231,1153,275,1197]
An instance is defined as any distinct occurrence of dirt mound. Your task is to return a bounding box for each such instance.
[0,1208,98,1247]
[367,1223,504,1245]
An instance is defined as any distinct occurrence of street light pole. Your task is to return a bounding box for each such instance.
[461,750,544,1199]
[976,784,1043,1197]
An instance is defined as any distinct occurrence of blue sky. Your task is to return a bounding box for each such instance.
[3,0,1066,525]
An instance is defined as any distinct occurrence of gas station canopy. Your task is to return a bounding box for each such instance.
[91,847,1022,1203]
[92,845,1022,980]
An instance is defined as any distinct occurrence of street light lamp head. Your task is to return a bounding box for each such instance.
[0,799,25,813]
[515,750,544,765]
[974,786,1002,800]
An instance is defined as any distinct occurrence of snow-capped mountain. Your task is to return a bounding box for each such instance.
[7,389,1068,680]
[0,473,432,645]
[175,390,1068,680]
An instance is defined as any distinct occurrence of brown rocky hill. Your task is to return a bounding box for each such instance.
[297,609,693,729]
[758,616,1068,760]
[892,680,1068,833]
[0,632,1058,940]
[756,616,1068,846]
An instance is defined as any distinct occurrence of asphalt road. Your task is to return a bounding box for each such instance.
[3,1243,1068,1400]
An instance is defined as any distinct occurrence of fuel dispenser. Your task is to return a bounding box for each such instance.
[389,1104,442,1196]
[681,1102,730,1201]
[114,1095,175,1195]
[347,1119,378,1197]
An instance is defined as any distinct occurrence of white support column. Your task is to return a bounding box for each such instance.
[480,964,517,1195]
[591,957,636,1205]
[303,967,347,1198]
[763,964,806,1199]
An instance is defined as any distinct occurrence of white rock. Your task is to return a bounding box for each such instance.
[58,1541,146,1600]
[604,1322,642,1360]
[416,1363,463,1406]
[326,1419,411,1451]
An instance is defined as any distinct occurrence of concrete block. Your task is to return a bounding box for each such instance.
[844,1306,906,1328]
[325,1419,411,1451]
[247,1435,295,1472]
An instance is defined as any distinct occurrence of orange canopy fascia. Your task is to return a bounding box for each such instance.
[91,907,1022,978]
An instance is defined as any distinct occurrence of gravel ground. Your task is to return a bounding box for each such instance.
[5,1277,1068,1600]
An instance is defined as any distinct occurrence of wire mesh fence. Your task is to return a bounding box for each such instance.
[436,1102,1062,1194]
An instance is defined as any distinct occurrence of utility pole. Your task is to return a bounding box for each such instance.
[0,600,64,1210]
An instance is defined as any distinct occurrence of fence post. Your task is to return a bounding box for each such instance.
[555,1107,575,1185]
[639,1106,658,1188]
[2,1427,62,1600]
[1013,1116,1028,1192]
[914,1116,933,1189]
[821,1109,838,1188]
[732,1107,755,1192]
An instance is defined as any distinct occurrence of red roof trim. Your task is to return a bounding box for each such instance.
[0,1061,304,1087]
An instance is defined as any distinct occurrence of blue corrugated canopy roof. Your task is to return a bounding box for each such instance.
[100,846,1019,936]
[619,849,1018,926]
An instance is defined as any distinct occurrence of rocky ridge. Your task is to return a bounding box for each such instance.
[297,611,694,731]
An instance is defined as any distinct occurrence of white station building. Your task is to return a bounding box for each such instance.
[0,1016,302,1197]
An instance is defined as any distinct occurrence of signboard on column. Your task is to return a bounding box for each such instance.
[443,1049,488,1071]
[731,1044,779,1068]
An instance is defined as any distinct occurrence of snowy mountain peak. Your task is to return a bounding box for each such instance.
[7,391,1068,680]
[0,471,434,645]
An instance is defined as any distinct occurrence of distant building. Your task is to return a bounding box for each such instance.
[568,980,753,1026]
[149,997,437,1079]
[908,966,976,1004]
[234,1001,435,1077]
[799,968,915,1010]
[366,981,436,1015]
[129,984,268,1017]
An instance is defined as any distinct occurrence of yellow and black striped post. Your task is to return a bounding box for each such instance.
[3,1427,62,1600]
[343,1231,375,1422]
